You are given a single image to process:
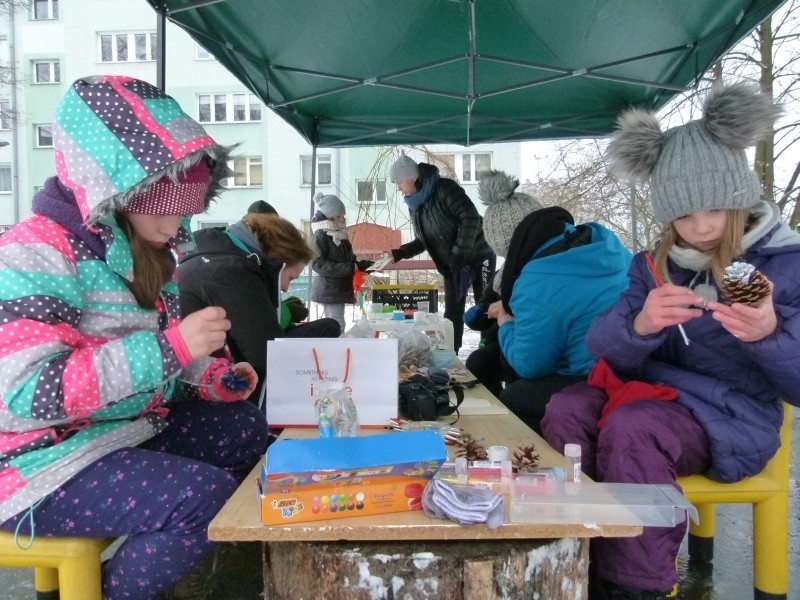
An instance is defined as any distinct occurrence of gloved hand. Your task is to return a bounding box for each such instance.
[390,248,406,263]
[198,358,258,402]
[283,296,309,323]
[356,259,375,272]
[463,305,485,328]
[449,252,466,273]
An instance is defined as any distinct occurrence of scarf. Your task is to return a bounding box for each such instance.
[311,219,348,246]
[667,202,781,298]
[404,173,440,211]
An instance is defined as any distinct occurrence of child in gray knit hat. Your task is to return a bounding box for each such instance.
[467,170,631,435]
[541,83,800,599]
[309,191,373,331]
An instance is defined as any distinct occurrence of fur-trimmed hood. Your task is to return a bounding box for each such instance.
[53,75,233,224]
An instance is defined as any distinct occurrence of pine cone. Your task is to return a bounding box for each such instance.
[720,262,771,307]
[511,443,541,473]
[453,432,488,461]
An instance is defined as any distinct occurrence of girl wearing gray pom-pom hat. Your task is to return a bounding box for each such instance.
[541,82,800,598]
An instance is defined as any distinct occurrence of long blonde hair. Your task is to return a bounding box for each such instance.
[652,209,753,286]
[116,212,175,309]
[244,214,316,266]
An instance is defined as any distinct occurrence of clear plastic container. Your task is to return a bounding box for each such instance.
[510,481,697,527]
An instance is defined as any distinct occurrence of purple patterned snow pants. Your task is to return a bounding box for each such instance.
[1,400,268,600]
[541,382,710,593]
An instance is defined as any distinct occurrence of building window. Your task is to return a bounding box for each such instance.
[357,179,386,203]
[0,166,11,193]
[195,44,214,60]
[198,221,229,229]
[99,32,157,63]
[36,124,53,148]
[32,0,59,20]
[33,60,60,84]
[434,152,492,183]
[226,157,263,187]
[0,100,11,130]
[0,37,9,66]
[301,155,331,186]
[197,93,261,123]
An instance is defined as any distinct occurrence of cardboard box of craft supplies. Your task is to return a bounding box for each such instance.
[259,431,447,525]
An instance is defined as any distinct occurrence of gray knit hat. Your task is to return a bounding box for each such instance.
[314,191,346,218]
[389,150,420,182]
[607,82,781,225]
[480,170,543,257]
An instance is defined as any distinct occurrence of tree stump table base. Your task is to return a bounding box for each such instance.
[263,537,588,599]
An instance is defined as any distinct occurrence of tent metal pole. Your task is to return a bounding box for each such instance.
[630,184,639,253]
[156,9,167,91]
[306,121,320,308]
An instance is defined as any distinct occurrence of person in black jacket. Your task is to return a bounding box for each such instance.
[310,192,373,332]
[387,151,496,352]
[178,214,340,404]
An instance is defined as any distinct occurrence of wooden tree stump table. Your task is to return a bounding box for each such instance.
[210,374,640,600]
[263,538,588,600]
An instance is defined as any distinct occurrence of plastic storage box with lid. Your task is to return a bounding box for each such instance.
[510,481,697,527]
[259,430,447,525]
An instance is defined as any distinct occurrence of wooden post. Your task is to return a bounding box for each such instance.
[263,538,588,599]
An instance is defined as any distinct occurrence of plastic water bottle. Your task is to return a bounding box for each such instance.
[315,393,335,438]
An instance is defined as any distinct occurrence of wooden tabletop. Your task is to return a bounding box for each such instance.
[209,372,642,542]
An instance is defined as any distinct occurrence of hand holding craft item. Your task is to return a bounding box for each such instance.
[199,360,257,402]
[644,252,690,346]
[720,262,772,306]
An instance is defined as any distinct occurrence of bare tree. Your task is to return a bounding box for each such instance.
[529,1,800,246]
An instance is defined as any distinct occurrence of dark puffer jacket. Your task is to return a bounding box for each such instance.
[177,227,285,402]
[395,163,491,275]
[310,212,357,305]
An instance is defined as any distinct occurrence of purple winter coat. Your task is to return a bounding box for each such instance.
[586,222,800,483]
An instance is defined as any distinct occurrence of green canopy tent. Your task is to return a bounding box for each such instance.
[145,0,784,148]
[144,0,784,257]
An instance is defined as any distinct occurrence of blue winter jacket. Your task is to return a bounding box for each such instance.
[498,223,632,379]
[586,222,800,483]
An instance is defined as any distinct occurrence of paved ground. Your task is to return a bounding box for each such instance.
[2,327,798,599]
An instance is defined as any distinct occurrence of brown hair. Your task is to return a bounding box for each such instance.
[243,213,316,266]
[116,212,176,309]
[652,208,753,286]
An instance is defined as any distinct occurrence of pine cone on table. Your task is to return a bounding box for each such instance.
[453,432,488,461]
[511,443,541,473]
[720,262,771,307]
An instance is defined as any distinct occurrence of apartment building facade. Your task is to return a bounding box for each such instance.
[0,0,522,239]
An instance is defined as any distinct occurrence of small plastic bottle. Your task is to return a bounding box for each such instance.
[564,443,582,483]
[316,397,334,438]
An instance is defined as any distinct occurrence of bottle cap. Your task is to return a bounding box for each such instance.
[564,443,581,458]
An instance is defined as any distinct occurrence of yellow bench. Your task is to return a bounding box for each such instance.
[678,403,792,600]
[0,533,113,600]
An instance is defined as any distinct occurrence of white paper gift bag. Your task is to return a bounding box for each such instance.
[264,338,399,427]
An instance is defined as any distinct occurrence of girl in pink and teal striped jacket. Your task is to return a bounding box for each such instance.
[0,75,267,600]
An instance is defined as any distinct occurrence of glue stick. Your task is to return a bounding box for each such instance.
[564,444,582,483]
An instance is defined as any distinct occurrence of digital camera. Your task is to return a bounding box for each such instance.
[398,374,457,421]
